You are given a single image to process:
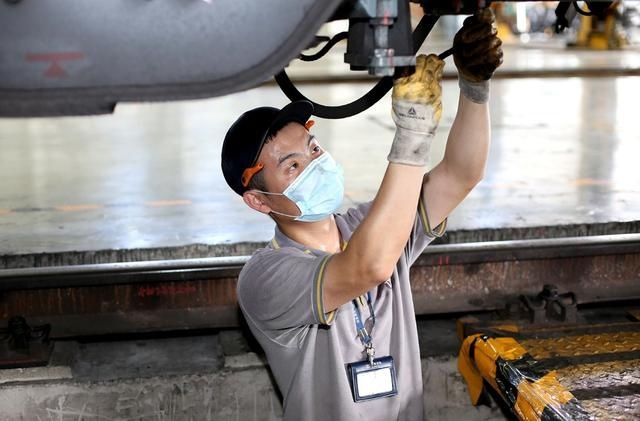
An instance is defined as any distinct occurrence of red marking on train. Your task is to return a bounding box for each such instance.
[137,283,197,298]
[435,255,451,266]
[25,52,85,78]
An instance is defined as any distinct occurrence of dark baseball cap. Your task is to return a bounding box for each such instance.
[221,100,314,196]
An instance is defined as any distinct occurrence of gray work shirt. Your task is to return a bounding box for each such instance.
[237,199,445,421]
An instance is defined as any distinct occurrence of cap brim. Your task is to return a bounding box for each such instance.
[251,100,314,165]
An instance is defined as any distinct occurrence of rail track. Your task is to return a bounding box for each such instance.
[0,233,639,337]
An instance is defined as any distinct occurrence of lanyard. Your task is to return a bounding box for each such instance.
[352,292,376,365]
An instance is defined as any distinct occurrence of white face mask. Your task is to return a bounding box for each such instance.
[257,152,344,222]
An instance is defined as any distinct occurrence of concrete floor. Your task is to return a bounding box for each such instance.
[0,328,505,421]
[0,47,639,256]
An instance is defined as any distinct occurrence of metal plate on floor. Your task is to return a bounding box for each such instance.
[457,312,640,420]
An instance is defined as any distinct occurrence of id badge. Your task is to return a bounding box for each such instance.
[347,356,398,402]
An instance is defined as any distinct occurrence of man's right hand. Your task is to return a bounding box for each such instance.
[322,57,443,312]
[388,54,445,166]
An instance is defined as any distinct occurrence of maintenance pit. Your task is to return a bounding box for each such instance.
[1,2,640,420]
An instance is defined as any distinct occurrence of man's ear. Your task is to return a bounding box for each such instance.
[243,190,273,215]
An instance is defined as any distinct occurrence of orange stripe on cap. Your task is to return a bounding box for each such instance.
[304,120,315,130]
[241,162,264,188]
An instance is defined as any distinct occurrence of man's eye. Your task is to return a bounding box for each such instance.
[290,162,298,170]
[312,146,321,153]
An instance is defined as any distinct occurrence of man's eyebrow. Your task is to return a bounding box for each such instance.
[278,152,301,166]
[277,135,317,166]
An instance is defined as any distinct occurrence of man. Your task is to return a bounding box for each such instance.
[221,10,502,421]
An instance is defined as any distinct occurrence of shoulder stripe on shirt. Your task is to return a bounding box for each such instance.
[418,197,447,238]
[315,255,336,324]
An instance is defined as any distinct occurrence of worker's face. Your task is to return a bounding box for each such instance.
[247,122,325,218]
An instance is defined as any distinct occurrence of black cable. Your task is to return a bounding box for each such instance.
[275,71,393,120]
[275,15,440,119]
[554,1,573,33]
[299,32,349,62]
[438,47,456,60]
[573,1,595,17]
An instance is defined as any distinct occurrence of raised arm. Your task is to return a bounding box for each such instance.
[423,8,503,230]
[322,55,445,312]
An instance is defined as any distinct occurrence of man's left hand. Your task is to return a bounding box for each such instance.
[453,8,503,83]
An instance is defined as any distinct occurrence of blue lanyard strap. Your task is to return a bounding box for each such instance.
[352,292,375,347]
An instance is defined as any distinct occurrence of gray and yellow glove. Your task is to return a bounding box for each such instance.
[388,54,444,166]
[453,8,504,104]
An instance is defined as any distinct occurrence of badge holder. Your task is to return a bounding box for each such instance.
[347,294,398,402]
[348,347,398,402]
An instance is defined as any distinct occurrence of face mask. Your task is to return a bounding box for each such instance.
[258,152,344,222]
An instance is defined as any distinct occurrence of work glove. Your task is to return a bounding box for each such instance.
[453,8,503,103]
[388,54,444,166]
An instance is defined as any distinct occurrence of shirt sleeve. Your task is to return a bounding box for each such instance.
[237,248,336,331]
[339,192,446,267]
[405,193,447,265]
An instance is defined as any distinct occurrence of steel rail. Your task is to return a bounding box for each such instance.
[1,233,639,291]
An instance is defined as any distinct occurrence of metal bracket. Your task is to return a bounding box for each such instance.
[344,0,415,76]
[0,316,53,368]
[507,284,578,324]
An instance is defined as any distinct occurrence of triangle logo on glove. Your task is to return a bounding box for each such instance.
[408,107,417,116]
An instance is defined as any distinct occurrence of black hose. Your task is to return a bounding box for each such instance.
[275,15,440,120]
[438,47,456,60]
[573,1,595,16]
[299,32,349,62]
